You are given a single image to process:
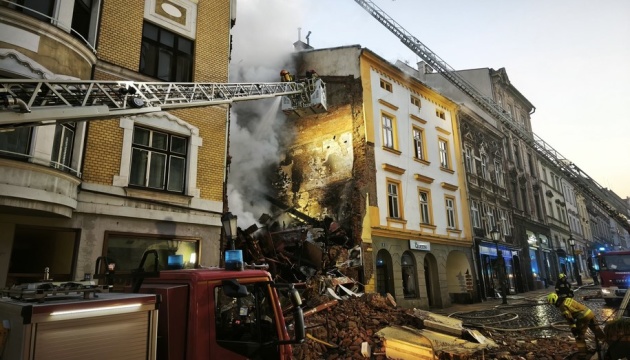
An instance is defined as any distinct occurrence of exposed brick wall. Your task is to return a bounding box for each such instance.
[195,1,230,82]
[97,1,144,71]
[82,117,123,185]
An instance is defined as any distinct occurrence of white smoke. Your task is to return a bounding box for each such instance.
[227,0,306,226]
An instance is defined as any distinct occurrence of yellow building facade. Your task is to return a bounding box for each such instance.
[0,0,234,286]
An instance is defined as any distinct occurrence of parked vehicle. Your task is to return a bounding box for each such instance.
[596,250,630,305]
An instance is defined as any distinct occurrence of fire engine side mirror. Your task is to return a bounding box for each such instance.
[292,305,305,343]
[221,279,249,298]
[287,286,305,343]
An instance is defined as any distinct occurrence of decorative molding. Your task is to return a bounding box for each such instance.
[414,173,434,184]
[378,99,399,111]
[410,114,426,124]
[115,112,201,198]
[435,126,451,136]
[145,0,198,39]
[440,182,459,191]
[382,163,405,175]
[0,49,78,80]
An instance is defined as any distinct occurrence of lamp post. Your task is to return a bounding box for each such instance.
[568,235,582,286]
[491,226,508,304]
[221,212,238,250]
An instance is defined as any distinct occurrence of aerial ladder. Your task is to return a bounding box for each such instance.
[0,76,326,128]
[352,0,630,234]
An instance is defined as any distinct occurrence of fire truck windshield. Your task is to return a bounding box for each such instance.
[600,253,630,271]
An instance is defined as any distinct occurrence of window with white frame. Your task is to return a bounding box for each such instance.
[418,190,431,224]
[480,154,488,179]
[51,122,76,172]
[382,114,395,149]
[129,126,188,193]
[438,139,449,169]
[499,209,510,235]
[464,146,474,173]
[494,160,504,186]
[471,200,481,228]
[410,95,421,109]
[445,197,457,229]
[486,205,496,231]
[387,181,401,219]
[412,128,425,160]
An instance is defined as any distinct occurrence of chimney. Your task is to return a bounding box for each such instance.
[417,61,435,74]
[293,27,314,52]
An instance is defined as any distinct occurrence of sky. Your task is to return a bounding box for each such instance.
[231,0,630,208]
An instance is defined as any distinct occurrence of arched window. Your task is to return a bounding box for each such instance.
[401,252,418,299]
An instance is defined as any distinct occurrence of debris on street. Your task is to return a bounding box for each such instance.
[230,210,597,360]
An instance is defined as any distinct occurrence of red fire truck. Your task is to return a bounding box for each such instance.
[0,251,305,360]
[596,250,630,305]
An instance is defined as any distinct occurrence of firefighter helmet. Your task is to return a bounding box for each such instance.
[559,273,566,280]
[280,70,289,75]
[547,292,559,305]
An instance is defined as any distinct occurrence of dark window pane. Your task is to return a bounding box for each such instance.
[178,38,192,54]
[167,156,185,192]
[148,152,166,189]
[133,127,150,146]
[175,56,191,82]
[0,127,32,156]
[143,22,158,41]
[130,148,148,186]
[151,131,168,150]
[18,0,55,22]
[157,49,173,81]
[160,31,174,47]
[140,42,158,76]
[171,136,187,155]
[71,0,92,41]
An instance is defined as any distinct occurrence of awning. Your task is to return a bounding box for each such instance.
[555,248,567,257]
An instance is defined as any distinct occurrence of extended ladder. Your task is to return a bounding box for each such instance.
[353,0,630,234]
[617,289,630,319]
[0,78,327,128]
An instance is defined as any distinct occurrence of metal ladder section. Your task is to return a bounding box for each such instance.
[0,79,305,127]
[353,0,630,234]
[617,289,630,319]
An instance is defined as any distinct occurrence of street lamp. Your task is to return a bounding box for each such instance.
[568,235,582,286]
[221,212,238,250]
[491,226,508,304]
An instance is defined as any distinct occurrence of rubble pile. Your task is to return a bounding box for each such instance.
[292,294,417,360]
[233,210,582,359]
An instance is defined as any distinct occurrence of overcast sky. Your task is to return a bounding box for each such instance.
[234,0,630,199]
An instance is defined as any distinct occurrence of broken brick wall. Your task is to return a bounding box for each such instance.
[273,73,377,286]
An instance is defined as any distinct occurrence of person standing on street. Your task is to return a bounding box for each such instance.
[555,273,574,298]
[547,293,605,356]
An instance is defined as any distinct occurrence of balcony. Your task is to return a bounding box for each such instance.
[0,158,79,218]
[0,4,97,79]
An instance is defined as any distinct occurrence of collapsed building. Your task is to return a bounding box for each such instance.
[233,44,479,310]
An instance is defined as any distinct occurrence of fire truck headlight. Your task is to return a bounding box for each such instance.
[601,289,611,295]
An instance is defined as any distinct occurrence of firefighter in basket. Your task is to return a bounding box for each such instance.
[547,292,606,355]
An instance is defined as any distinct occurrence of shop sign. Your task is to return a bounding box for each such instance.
[409,240,431,251]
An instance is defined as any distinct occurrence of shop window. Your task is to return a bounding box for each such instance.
[401,252,418,299]
[8,225,79,285]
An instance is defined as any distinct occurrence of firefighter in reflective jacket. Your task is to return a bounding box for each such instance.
[555,273,574,298]
[280,70,294,82]
[547,293,605,354]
